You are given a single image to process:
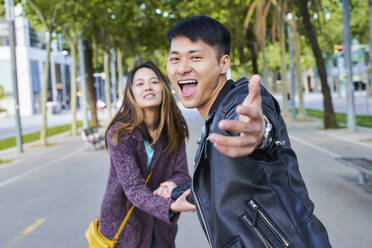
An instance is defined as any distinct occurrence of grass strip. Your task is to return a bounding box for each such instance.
[0,159,11,165]
[0,121,83,151]
[296,108,372,128]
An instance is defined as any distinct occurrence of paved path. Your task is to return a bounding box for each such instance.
[0,108,371,247]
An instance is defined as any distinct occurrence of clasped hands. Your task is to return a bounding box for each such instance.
[153,181,196,213]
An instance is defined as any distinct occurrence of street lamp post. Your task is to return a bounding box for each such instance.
[287,13,296,119]
[110,48,117,106]
[5,0,23,153]
[342,0,356,132]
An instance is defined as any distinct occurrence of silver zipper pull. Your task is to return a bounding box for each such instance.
[249,200,258,209]
[275,140,285,146]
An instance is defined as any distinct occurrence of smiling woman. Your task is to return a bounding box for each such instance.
[92,61,195,248]
[131,67,163,112]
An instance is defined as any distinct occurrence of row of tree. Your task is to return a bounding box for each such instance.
[1,0,371,145]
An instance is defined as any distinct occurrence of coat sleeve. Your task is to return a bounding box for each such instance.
[166,142,191,186]
[107,132,174,224]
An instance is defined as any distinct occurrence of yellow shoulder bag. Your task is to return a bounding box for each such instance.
[85,171,153,248]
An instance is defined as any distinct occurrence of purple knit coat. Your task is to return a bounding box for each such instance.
[99,126,190,248]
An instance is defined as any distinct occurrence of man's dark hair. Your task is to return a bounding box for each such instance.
[167,15,231,59]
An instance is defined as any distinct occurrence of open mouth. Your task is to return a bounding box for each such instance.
[178,80,198,97]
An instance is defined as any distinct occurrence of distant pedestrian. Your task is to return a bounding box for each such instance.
[99,61,195,248]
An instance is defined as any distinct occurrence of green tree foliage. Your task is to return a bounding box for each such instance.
[0,0,4,17]
[18,0,368,128]
[264,42,286,71]
[350,0,369,43]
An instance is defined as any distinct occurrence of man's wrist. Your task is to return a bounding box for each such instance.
[257,115,272,149]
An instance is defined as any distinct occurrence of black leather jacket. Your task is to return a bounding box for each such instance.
[192,78,331,248]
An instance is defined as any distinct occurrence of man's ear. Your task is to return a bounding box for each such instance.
[219,54,231,74]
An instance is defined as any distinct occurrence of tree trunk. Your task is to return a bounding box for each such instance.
[368,0,372,93]
[257,1,269,88]
[40,31,52,146]
[83,39,98,127]
[104,51,112,121]
[297,0,337,128]
[246,29,259,74]
[69,39,78,136]
[117,49,124,103]
[261,44,269,89]
[278,3,289,117]
[291,13,306,121]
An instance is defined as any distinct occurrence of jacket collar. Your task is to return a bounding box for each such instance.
[206,79,235,123]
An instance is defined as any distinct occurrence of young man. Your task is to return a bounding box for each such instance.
[167,15,331,247]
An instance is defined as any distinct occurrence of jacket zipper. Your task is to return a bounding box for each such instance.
[241,214,273,248]
[192,139,212,247]
[248,200,290,247]
[192,185,212,247]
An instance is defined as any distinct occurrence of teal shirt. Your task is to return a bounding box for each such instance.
[144,140,154,167]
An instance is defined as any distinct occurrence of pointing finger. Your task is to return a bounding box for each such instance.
[243,74,262,107]
[236,105,261,120]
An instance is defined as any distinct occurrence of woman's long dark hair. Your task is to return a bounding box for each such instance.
[105,61,189,153]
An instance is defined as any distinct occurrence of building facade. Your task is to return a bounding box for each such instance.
[0,16,72,116]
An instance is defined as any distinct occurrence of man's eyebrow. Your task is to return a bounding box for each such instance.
[169,49,202,55]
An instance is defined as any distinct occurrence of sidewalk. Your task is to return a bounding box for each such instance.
[284,116,372,151]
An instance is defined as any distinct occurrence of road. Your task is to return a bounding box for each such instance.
[0,108,371,247]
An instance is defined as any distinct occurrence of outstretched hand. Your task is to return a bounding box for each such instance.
[170,189,196,213]
[208,75,265,158]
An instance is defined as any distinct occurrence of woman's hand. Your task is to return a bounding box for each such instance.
[153,181,177,199]
[170,189,196,213]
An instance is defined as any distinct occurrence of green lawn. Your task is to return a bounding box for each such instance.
[0,121,83,151]
[297,108,372,128]
[0,159,11,165]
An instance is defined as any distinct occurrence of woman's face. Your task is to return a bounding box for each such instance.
[131,67,163,110]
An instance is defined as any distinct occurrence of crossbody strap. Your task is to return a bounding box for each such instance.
[113,170,153,241]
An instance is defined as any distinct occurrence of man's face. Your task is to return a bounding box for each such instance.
[167,36,228,117]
